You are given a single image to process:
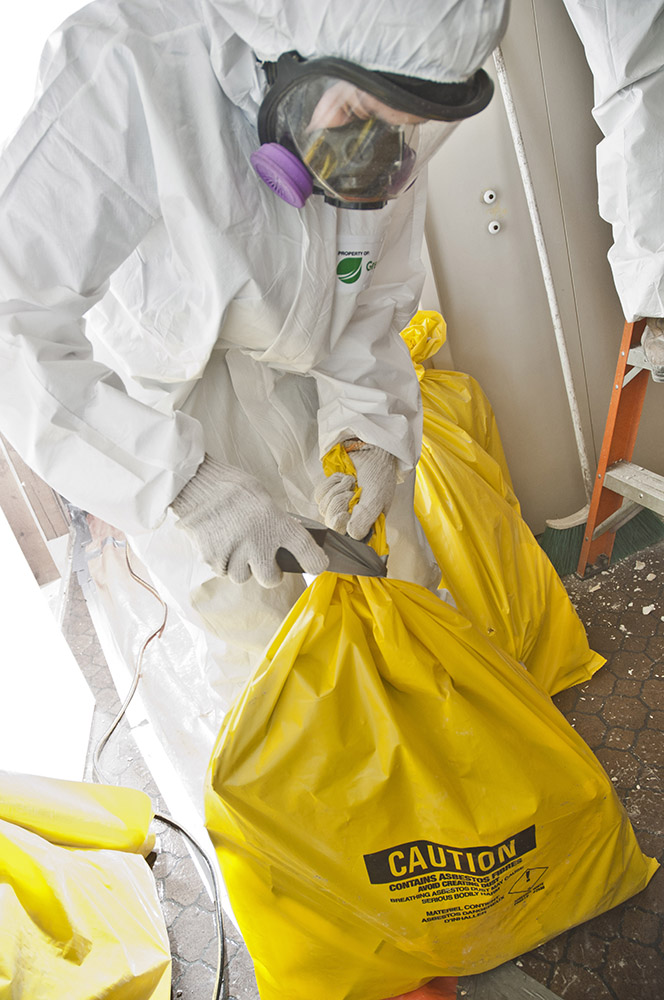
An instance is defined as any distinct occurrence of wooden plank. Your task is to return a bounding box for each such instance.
[459,962,563,999]
[0,435,69,541]
[0,450,60,587]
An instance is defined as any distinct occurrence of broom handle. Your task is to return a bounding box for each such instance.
[493,46,594,502]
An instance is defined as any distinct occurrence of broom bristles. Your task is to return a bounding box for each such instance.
[538,508,664,577]
[611,508,664,565]
[538,522,586,577]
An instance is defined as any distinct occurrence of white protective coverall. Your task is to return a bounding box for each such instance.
[0,0,508,794]
[562,0,664,323]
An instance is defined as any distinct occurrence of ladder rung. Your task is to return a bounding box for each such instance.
[627,345,650,371]
[626,344,664,383]
[603,460,664,518]
[624,346,648,387]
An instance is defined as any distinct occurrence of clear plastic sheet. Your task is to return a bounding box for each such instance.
[79,518,224,813]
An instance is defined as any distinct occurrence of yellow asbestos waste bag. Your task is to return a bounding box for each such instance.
[205,447,656,1000]
[402,311,604,695]
[0,772,171,999]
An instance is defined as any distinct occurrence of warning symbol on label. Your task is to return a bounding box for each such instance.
[509,867,548,894]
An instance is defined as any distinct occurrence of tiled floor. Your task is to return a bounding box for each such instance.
[517,544,664,999]
[59,536,664,1000]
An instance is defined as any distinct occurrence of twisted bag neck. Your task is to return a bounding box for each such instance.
[400,310,448,379]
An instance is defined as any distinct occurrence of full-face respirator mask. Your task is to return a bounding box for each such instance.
[251,52,494,210]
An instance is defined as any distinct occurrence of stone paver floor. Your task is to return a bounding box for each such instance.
[517,543,664,1000]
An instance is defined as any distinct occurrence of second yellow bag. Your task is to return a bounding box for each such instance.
[402,311,604,695]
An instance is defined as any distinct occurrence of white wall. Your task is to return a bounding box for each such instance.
[423,0,663,533]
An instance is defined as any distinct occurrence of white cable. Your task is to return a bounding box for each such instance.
[154,811,227,1000]
[91,550,167,783]
[493,45,594,503]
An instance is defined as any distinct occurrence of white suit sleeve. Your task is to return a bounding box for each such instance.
[313,179,428,472]
[0,32,205,533]
[562,0,664,322]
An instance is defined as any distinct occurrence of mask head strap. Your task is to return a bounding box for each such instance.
[258,51,494,145]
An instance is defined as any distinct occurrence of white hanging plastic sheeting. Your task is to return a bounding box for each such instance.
[561,0,664,322]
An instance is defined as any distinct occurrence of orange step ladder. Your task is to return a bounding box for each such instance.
[577,319,664,577]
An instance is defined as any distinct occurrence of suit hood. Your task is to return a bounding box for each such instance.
[208,0,509,83]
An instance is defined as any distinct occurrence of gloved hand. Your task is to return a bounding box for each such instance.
[171,455,329,587]
[315,439,397,540]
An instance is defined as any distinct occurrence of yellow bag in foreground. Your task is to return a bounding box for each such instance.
[0,772,171,1000]
[402,311,604,695]
[205,452,656,1000]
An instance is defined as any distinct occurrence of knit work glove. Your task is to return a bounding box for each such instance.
[315,440,397,540]
[171,456,329,588]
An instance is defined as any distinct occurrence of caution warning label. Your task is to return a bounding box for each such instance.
[364,826,536,883]
[363,826,541,925]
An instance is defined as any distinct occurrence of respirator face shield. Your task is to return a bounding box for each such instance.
[253,54,494,210]
[268,76,457,207]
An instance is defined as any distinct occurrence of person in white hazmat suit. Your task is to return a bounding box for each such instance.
[562,1,664,380]
[0,0,509,787]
